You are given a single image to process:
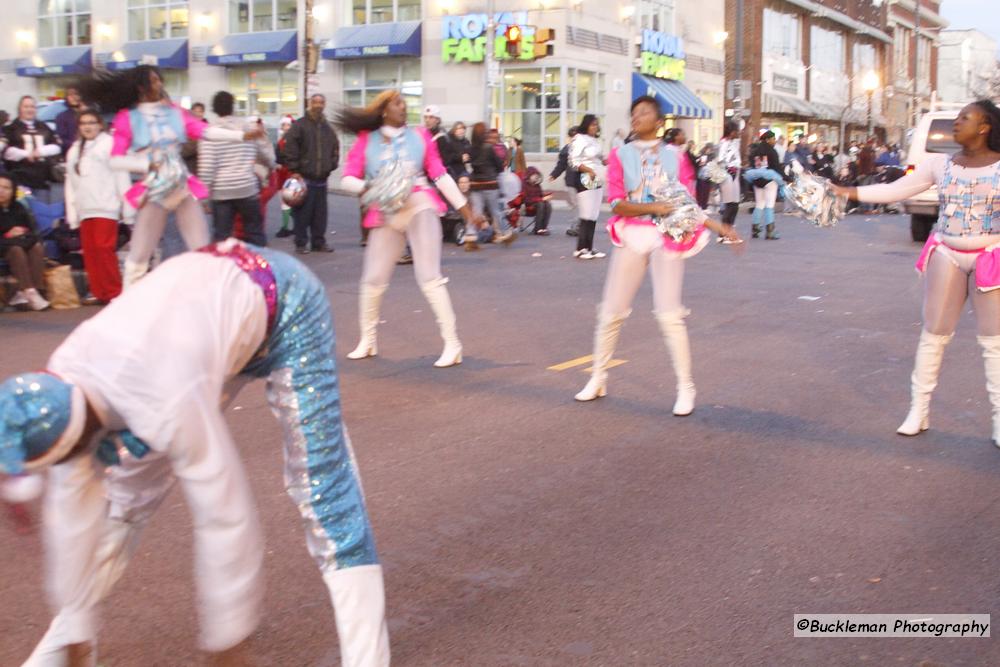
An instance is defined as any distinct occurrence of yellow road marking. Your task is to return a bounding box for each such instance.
[547,355,594,371]
[548,355,628,371]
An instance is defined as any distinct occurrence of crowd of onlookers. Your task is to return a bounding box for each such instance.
[1,81,911,313]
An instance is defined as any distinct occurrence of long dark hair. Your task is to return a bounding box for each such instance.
[0,173,17,207]
[578,114,599,137]
[972,99,1000,153]
[470,122,488,148]
[73,109,104,175]
[334,90,397,134]
[75,65,164,113]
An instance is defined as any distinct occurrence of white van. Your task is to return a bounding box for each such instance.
[903,103,964,241]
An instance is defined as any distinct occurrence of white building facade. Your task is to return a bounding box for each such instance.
[0,0,725,172]
[937,29,998,104]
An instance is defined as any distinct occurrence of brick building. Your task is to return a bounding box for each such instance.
[724,0,892,152]
[885,0,948,144]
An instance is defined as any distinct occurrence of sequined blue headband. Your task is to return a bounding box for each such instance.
[0,373,86,474]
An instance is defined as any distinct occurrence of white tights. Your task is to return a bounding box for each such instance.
[599,239,686,318]
[361,209,443,288]
[922,247,1000,336]
[125,196,210,282]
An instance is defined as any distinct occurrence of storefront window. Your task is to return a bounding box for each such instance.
[229,0,296,33]
[495,66,604,154]
[762,8,800,60]
[342,60,423,125]
[810,26,844,73]
[639,0,675,33]
[227,67,298,118]
[38,0,91,48]
[128,0,189,41]
[351,0,422,25]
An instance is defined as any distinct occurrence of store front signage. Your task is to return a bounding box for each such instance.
[442,11,536,62]
[773,73,799,95]
[639,29,686,81]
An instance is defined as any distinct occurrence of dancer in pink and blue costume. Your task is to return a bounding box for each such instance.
[833,100,1000,446]
[575,96,741,414]
[1,241,388,667]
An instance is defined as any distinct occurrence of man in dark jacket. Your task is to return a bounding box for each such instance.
[54,86,82,153]
[282,94,340,254]
[549,127,579,234]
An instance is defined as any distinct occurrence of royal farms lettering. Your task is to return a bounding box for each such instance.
[441,12,536,62]
[638,29,686,81]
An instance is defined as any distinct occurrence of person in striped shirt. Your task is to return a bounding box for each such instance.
[199,91,275,247]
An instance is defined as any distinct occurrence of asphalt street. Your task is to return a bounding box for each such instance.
[2,198,999,666]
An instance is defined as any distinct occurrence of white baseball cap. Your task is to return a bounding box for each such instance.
[423,105,441,118]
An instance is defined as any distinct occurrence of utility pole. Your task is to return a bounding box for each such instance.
[483,0,497,126]
[304,0,315,114]
[912,0,920,126]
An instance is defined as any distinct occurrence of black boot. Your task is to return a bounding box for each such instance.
[752,224,761,238]
[722,202,739,227]
[765,223,780,240]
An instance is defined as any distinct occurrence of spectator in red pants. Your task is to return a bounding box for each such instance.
[65,109,135,303]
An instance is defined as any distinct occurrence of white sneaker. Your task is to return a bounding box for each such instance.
[590,249,606,258]
[25,288,50,311]
[8,290,29,307]
[573,249,586,258]
[580,250,595,260]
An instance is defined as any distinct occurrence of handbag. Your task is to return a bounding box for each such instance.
[43,263,81,309]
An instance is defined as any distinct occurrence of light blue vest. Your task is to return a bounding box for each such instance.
[128,105,187,151]
[363,127,426,180]
[617,141,678,195]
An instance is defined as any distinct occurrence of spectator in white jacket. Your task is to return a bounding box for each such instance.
[198,91,275,246]
[65,109,134,303]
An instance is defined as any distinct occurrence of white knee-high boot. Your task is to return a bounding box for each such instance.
[655,308,695,416]
[419,277,462,367]
[575,309,629,401]
[977,335,1000,447]
[897,330,953,436]
[347,283,388,360]
[323,564,390,667]
[121,260,148,290]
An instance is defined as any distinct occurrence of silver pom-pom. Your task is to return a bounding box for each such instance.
[142,151,187,203]
[698,160,730,185]
[361,159,414,215]
[783,160,846,228]
[651,178,707,242]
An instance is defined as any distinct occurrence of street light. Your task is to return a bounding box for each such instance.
[862,70,879,138]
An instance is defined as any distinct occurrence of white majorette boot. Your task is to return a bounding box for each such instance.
[575,309,630,401]
[347,283,388,360]
[897,330,953,436]
[323,564,391,667]
[977,335,1000,448]
[420,276,462,367]
[656,308,696,416]
[121,259,149,290]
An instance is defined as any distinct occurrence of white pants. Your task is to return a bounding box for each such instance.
[577,187,604,221]
[753,181,778,208]
[600,226,686,317]
[361,208,443,287]
[923,245,1000,336]
[126,196,210,273]
[719,172,740,204]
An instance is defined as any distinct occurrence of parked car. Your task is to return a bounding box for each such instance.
[36,100,67,132]
[902,103,964,242]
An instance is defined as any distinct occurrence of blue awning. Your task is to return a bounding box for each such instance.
[17,46,92,77]
[322,21,422,59]
[207,30,297,66]
[106,39,188,71]
[631,73,712,119]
